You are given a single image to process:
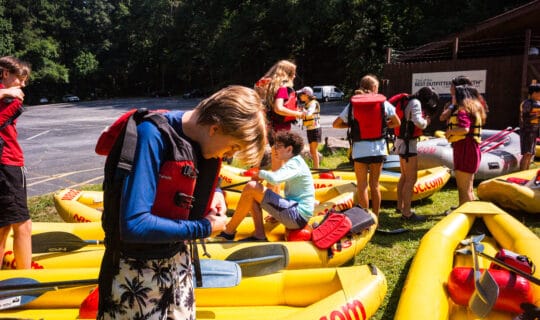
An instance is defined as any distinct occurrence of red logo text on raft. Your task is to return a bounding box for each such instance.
[320,299,367,320]
[413,176,444,194]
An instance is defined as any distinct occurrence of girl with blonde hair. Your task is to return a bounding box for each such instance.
[333,74,400,216]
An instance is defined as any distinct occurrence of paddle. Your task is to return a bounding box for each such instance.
[456,247,540,286]
[375,227,409,235]
[225,243,288,277]
[465,234,499,318]
[30,232,287,277]
[32,231,103,253]
[0,259,241,310]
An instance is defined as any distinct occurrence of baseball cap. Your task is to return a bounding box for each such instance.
[299,86,314,96]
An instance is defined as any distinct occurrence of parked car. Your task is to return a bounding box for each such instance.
[313,85,344,102]
[62,94,80,102]
[39,97,49,104]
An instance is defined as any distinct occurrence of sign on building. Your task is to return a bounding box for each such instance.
[412,70,486,94]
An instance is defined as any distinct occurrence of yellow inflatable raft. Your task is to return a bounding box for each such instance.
[220,164,451,202]
[54,183,357,222]
[394,201,540,319]
[477,168,540,214]
[314,165,451,201]
[0,264,387,320]
[6,190,376,270]
[0,265,387,320]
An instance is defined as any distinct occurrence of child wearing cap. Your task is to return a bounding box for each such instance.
[298,86,322,168]
[519,82,540,170]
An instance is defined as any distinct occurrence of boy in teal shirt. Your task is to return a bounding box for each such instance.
[219,131,315,241]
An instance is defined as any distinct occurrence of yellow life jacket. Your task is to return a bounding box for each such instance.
[447,109,482,143]
[302,100,320,128]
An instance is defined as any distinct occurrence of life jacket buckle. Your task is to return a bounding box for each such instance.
[182,165,198,179]
[174,192,194,209]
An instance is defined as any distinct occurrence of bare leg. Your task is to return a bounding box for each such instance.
[12,220,32,269]
[368,162,383,216]
[520,153,533,171]
[224,181,265,235]
[399,157,418,216]
[354,162,369,210]
[0,226,11,270]
[455,170,475,205]
[396,157,406,212]
[309,141,319,169]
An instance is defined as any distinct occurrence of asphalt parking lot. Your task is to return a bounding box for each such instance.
[18,97,348,196]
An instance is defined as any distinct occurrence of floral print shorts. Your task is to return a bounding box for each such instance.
[101,250,194,320]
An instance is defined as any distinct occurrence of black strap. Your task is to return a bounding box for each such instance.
[0,104,23,131]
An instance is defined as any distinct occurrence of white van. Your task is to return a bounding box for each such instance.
[313,85,344,102]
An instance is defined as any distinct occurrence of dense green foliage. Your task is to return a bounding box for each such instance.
[0,0,531,103]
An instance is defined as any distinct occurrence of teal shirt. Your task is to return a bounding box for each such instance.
[258,155,315,219]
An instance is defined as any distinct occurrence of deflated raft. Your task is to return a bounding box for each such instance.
[0,264,387,320]
[417,129,522,180]
[394,201,540,319]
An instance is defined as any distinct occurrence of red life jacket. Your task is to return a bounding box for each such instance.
[268,87,298,125]
[389,93,424,139]
[96,109,215,221]
[349,93,386,141]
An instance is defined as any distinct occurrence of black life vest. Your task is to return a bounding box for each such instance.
[389,93,424,140]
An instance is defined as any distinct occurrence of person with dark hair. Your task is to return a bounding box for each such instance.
[440,75,488,122]
[519,83,540,170]
[393,86,438,221]
[445,85,487,205]
[217,131,315,242]
[298,86,322,169]
[0,56,32,269]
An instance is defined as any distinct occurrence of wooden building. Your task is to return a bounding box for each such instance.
[382,0,540,131]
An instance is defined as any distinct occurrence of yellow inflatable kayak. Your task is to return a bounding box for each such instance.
[477,168,540,214]
[314,165,451,201]
[394,201,540,319]
[7,191,376,270]
[54,182,357,222]
[0,264,387,320]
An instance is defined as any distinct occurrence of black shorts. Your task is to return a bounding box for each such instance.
[0,165,30,227]
[306,128,322,144]
[353,155,387,164]
[520,129,539,155]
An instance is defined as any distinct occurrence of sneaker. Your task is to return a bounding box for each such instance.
[396,208,415,215]
[211,231,235,241]
[237,236,268,242]
[401,213,427,222]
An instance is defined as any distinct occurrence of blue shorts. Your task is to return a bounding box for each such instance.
[261,189,308,229]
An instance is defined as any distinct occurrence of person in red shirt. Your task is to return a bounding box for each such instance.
[0,56,32,269]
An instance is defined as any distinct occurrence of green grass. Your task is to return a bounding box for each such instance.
[27,151,540,319]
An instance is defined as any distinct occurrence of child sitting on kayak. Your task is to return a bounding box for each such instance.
[218,131,315,241]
